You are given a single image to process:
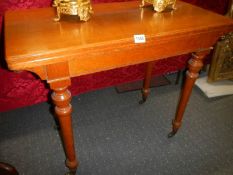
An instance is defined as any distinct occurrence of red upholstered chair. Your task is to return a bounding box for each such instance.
[0,0,230,112]
[0,162,19,175]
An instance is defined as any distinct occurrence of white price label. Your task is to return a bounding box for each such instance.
[134,34,146,43]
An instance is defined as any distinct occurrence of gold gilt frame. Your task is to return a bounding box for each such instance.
[208,0,233,82]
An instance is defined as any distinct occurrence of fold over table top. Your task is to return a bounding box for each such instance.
[4,0,233,76]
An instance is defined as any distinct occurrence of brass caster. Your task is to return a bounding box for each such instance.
[139,95,147,104]
[139,99,146,104]
[65,171,76,175]
[167,131,177,138]
[53,124,60,130]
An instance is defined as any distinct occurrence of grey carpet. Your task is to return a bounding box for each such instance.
[0,75,233,175]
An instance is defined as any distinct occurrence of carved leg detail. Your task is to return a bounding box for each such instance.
[51,87,78,173]
[168,51,210,137]
[140,61,155,104]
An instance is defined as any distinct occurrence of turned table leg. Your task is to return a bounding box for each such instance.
[140,61,155,104]
[168,50,210,138]
[51,85,78,174]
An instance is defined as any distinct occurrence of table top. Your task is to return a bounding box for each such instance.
[4,0,233,77]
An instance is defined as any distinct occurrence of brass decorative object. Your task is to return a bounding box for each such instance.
[53,0,93,22]
[208,32,233,82]
[208,0,233,82]
[226,0,233,18]
[140,0,176,12]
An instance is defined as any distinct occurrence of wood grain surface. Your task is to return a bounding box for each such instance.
[5,1,233,76]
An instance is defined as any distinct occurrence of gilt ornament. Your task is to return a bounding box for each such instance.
[53,0,93,22]
[140,0,176,12]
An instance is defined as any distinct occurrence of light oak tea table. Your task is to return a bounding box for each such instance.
[4,1,233,174]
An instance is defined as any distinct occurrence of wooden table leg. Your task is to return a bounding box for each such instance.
[168,50,210,138]
[140,61,155,104]
[50,82,78,174]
